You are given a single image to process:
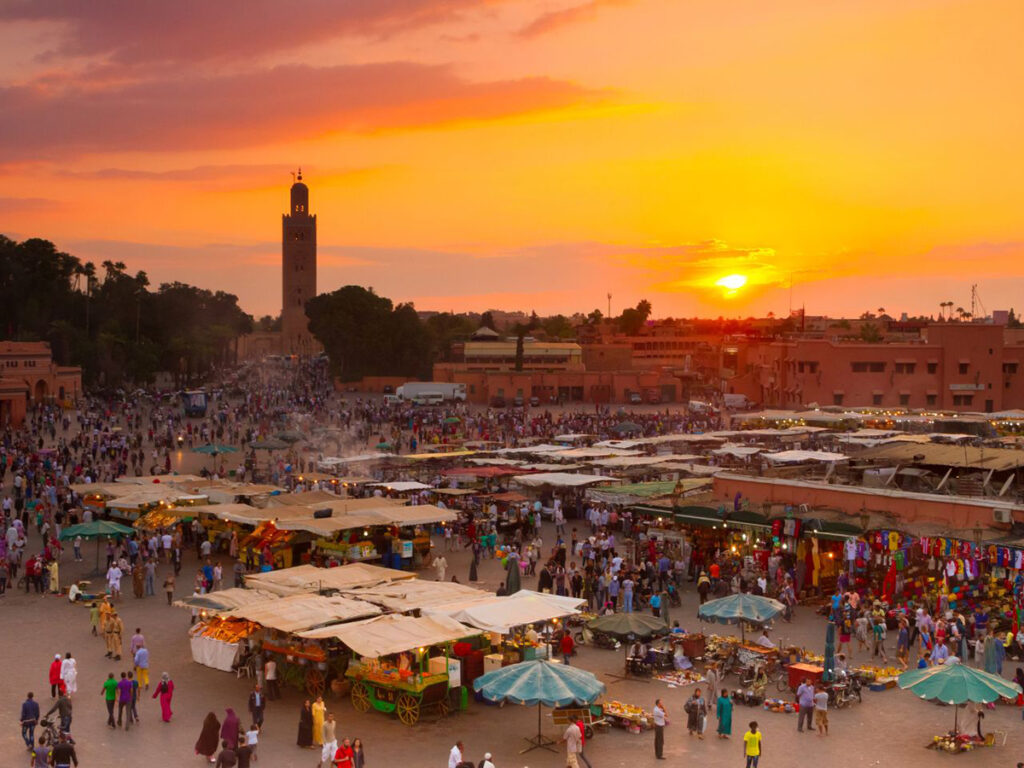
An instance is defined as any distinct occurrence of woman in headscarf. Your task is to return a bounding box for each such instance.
[220,707,241,750]
[195,711,220,763]
[311,696,326,747]
[297,699,315,748]
[152,672,174,722]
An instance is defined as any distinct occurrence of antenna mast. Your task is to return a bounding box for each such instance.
[971,284,986,320]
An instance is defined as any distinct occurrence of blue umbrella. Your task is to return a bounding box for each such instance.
[474,660,605,753]
[697,594,785,641]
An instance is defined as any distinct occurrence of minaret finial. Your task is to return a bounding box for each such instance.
[297,167,303,181]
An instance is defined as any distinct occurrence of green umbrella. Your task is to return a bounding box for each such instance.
[443,416,461,424]
[192,443,237,455]
[60,520,135,574]
[375,442,392,451]
[474,660,606,753]
[587,612,670,641]
[588,612,670,683]
[274,430,306,443]
[609,421,641,434]
[697,594,785,642]
[898,662,1021,733]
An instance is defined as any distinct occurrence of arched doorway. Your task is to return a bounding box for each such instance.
[34,379,48,401]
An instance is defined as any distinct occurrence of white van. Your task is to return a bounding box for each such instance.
[411,392,445,405]
[383,394,401,405]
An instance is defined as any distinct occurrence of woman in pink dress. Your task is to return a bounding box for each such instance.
[151,672,174,722]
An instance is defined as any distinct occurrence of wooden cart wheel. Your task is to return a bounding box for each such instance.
[396,693,420,725]
[584,724,594,740]
[351,682,371,713]
[437,693,451,718]
[305,667,325,698]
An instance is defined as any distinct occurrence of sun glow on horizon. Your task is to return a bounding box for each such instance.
[715,273,748,297]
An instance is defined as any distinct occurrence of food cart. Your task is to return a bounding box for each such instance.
[218,593,381,697]
[300,613,478,725]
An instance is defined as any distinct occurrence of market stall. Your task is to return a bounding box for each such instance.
[301,614,478,725]
[242,562,415,597]
[224,593,382,696]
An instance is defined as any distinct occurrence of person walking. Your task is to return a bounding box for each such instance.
[20,691,40,751]
[653,698,667,759]
[50,732,79,768]
[49,654,63,698]
[221,707,241,750]
[320,712,337,767]
[60,653,77,697]
[351,737,366,768]
[560,630,575,666]
[743,721,763,768]
[152,672,174,722]
[115,671,133,729]
[101,672,117,729]
[46,690,73,733]
[163,573,175,606]
[264,657,279,700]
[247,684,265,728]
[196,712,221,764]
[561,722,583,768]
[685,687,707,739]
[716,688,733,739]
[134,642,150,690]
[813,685,829,736]
[795,677,815,733]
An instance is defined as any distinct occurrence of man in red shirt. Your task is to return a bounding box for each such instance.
[709,562,721,591]
[560,631,575,665]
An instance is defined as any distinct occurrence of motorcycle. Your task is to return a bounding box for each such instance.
[826,675,862,708]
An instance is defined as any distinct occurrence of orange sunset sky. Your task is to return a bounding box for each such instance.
[1,0,1023,319]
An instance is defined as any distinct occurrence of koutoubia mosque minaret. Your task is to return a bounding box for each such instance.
[281,169,318,355]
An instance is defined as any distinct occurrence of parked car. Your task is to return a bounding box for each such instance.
[529,396,540,407]
[645,389,662,404]
[490,396,506,408]
[628,391,643,404]
[513,396,524,407]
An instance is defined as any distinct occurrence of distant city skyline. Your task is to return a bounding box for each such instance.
[2,1,1023,318]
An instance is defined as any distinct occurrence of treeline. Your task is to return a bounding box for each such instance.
[0,236,252,386]
[306,285,468,381]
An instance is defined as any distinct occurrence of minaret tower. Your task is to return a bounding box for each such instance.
[281,169,317,355]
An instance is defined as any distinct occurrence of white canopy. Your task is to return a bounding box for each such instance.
[173,587,278,612]
[341,580,492,613]
[243,563,415,597]
[711,444,763,458]
[367,481,432,492]
[220,593,380,633]
[513,472,617,488]
[763,450,848,464]
[299,614,474,658]
[425,589,585,634]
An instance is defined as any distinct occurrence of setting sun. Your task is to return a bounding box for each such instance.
[715,274,748,293]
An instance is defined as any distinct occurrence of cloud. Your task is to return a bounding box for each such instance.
[518,0,627,38]
[59,164,383,189]
[0,0,492,66]
[0,63,603,161]
[0,196,62,213]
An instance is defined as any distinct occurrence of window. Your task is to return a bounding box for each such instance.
[851,362,884,373]
[851,362,867,373]
[1004,363,1018,374]
[953,394,974,406]
[894,362,916,374]
[292,231,304,241]
[797,361,819,374]
[927,363,938,374]
[872,393,883,405]
[899,393,910,405]
[833,393,844,406]
[926,394,937,406]
[958,362,969,375]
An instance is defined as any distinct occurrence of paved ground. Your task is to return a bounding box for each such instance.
[1,440,1021,767]
[3,512,1021,768]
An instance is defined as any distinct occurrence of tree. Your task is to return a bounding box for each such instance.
[541,314,575,340]
[305,286,432,380]
[479,311,498,331]
[859,323,882,342]
[586,309,603,324]
[636,299,652,322]
[1008,309,1022,329]
[511,312,540,373]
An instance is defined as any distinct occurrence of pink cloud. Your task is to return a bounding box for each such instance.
[518,0,628,38]
[0,63,604,161]
[1,0,495,65]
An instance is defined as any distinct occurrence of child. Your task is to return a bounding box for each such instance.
[855,614,869,653]
[245,723,260,761]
